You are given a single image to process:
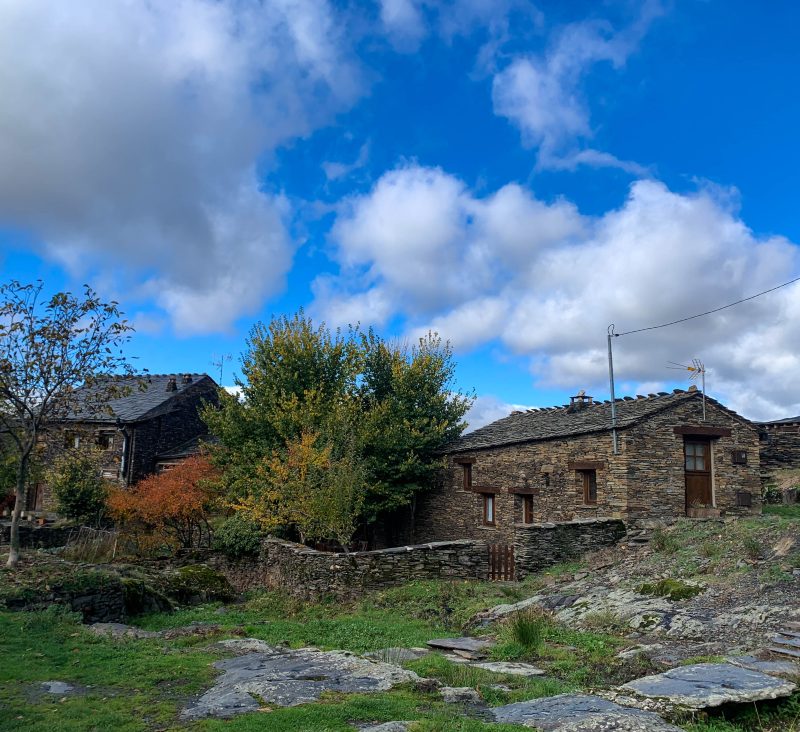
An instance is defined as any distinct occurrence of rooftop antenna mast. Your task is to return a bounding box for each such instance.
[211,353,232,385]
[667,359,706,421]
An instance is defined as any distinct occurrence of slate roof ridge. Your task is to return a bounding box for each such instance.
[63,372,218,423]
[448,388,754,453]
[755,415,800,426]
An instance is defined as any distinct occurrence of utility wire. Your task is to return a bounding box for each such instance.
[614,275,800,337]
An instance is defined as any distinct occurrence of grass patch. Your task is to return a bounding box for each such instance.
[764,504,800,520]
[406,653,570,706]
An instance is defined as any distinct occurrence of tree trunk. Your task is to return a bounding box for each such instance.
[6,454,29,568]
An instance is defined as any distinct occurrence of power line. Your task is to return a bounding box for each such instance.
[614,275,800,337]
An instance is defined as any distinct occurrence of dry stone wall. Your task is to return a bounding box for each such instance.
[513,518,627,579]
[216,538,488,600]
[759,422,800,474]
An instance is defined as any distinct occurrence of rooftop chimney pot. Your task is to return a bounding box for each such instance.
[166,376,177,392]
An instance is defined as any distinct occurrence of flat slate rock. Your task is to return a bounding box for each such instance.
[440,686,483,705]
[621,663,796,709]
[40,681,76,695]
[726,655,800,679]
[491,694,682,731]
[471,661,545,676]
[358,723,411,732]
[426,637,493,654]
[89,622,159,639]
[366,647,430,663]
[181,639,419,719]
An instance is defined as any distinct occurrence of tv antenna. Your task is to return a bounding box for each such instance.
[211,353,232,384]
[667,359,706,420]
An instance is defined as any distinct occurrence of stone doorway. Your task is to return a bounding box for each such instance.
[684,438,713,515]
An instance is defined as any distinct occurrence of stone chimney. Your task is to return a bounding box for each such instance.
[166,376,177,392]
[568,390,593,411]
[182,373,193,385]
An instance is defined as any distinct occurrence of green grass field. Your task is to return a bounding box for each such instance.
[2,511,800,731]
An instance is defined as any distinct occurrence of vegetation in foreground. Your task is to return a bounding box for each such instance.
[2,511,800,730]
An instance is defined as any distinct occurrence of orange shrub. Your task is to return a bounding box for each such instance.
[108,456,218,552]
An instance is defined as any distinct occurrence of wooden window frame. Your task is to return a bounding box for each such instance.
[462,463,473,491]
[482,493,495,526]
[96,431,115,450]
[522,494,534,524]
[731,449,748,465]
[579,469,597,505]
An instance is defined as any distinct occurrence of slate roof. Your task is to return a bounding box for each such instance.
[756,415,800,426]
[156,434,218,461]
[63,373,217,423]
[449,389,751,453]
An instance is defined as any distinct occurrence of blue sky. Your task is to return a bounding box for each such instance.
[1,0,799,427]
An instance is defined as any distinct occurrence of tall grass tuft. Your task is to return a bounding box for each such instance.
[510,608,548,653]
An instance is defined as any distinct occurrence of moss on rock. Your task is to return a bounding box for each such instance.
[637,578,704,601]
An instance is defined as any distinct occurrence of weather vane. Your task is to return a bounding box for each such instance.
[667,359,706,421]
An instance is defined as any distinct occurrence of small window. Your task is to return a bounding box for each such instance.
[64,431,80,449]
[736,491,753,507]
[523,495,534,524]
[732,450,748,465]
[543,472,551,487]
[462,463,472,490]
[482,494,495,525]
[580,470,597,504]
[97,431,115,450]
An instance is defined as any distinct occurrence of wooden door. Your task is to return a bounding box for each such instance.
[684,439,712,510]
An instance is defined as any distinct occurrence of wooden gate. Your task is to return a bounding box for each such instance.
[488,544,515,581]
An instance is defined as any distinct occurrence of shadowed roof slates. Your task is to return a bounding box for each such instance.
[64,373,216,423]
[450,390,750,452]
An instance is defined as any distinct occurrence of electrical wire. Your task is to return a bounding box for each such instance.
[614,275,800,337]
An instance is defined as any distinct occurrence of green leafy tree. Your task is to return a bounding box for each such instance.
[0,280,134,567]
[359,331,474,518]
[204,311,473,546]
[47,448,110,526]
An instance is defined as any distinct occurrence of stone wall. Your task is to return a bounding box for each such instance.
[513,518,627,579]
[623,398,762,525]
[414,396,761,543]
[758,422,800,475]
[215,538,488,600]
[0,521,73,549]
[414,431,626,545]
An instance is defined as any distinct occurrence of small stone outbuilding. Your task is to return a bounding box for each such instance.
[413,388,761,544]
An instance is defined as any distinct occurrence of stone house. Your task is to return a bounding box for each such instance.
[757,415,800,474]
[26,373,219,512]
[412,388,761,545]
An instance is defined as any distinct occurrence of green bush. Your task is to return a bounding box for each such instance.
[212,514,264,558]
[48,449,110,525]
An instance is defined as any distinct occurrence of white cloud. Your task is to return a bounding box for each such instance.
[492,2,665,170]
[465,395,537,432]
[316,164,584,326]
[0,0,361,334]
[317,164,800,421]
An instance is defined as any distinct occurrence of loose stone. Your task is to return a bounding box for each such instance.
[491,693,683,731]
[621,663,796,709]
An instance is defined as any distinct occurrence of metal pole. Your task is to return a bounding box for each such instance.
[701,367,706,422]
[607,325,618,454]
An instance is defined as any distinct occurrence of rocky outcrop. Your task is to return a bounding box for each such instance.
[181,639,420,720]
